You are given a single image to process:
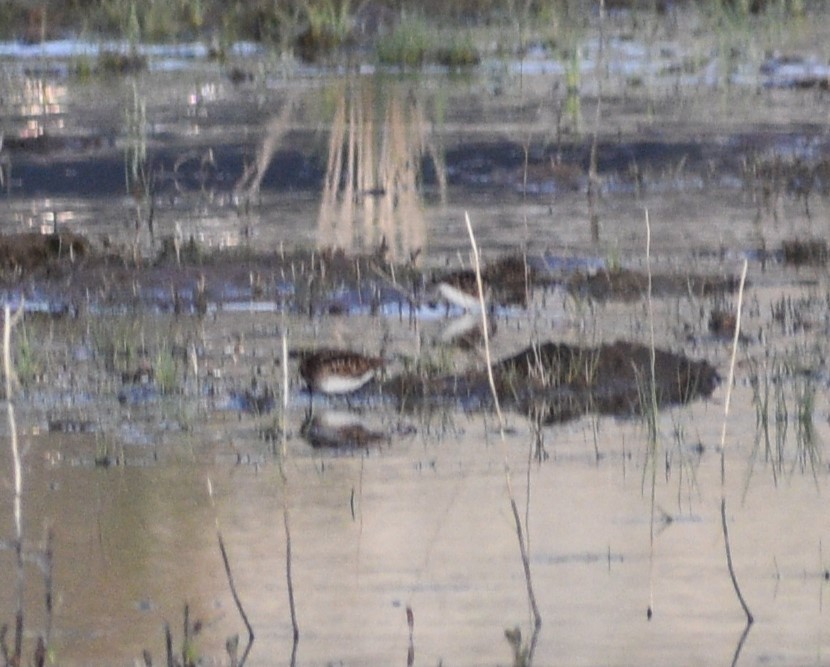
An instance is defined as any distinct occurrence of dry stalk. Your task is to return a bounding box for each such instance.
[4,302,25,663]
[464,213,542,642]
[719,260,753,626]
[206,478,255,664]
[279,330,300,654]
[41,529,54,652]
[318,88,348,247]
[235,99,294,199]
[719,261,748,481]
[644,210,658,619]
[317,81,433,260]
[281,331,289,458]
[464,212,504,432]
[283,501,299,644]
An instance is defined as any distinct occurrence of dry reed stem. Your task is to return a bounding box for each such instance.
[644,210,657,619]
[719,260,749,481]
[359,88,374,239]
[2,301,53,663]
[41,529,53,651]
[719,260,753,625]
[207,478,255,664]
[235,99,294,199]
[283,503,299,642]
[4,302,25,663]
[464,213,542,640]
[342,95,356,236]
[3,304,23,535]
[464,212,504,432]
[281,331,289,458]
[278,330,300,651]
[317,81,432,259]
[318,90,347,248]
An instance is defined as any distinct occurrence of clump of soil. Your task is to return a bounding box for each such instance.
[483,254,538,306]
[430,253,538,307]
[568,267,742,302]
[0,232,722,424]
[708,309,737,338]
[494,340,719,423]
[386,339,719,424]
[781,238,828,266]
[0,232,421,315]
[0,232,89,276]
[0,230,742,327]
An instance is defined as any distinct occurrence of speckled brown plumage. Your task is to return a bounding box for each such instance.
[298,349,384,394]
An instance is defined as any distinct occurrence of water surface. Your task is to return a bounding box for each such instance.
[1,6,830,665]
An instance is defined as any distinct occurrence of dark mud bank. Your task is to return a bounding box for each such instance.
[3,231,723,430]
[0,232,743,313]
[7,129,830,200]
[300,337,720,449]
[384,339,719,426]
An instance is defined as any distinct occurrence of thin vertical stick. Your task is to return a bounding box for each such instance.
[281,331,289,458]
[279,330,300,650]
[464,212,504,433]
[464,213,541,641]
[216,533,254,646]
[42,528,54,649]
[207,478,255,663]
[644,210,658,619]
[719,260,753,625]
[3,305,22,528]
[645,210,657,406]
[508,493,541,631]
[283,504,299,642]
[719,261,748,484]
[164,623,174,667]
[4,302,25,663]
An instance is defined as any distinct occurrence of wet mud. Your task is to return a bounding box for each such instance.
[384,339,718,426]
[0,231,751,312]
[567,266,742,302]
[0,231,89,274]
[8,131,830,202]
[0,230,724,437]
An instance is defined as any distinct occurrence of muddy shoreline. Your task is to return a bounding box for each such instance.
[0,231,746,312]
[1,231,728,435]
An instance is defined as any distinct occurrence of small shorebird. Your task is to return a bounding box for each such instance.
[434,270,488,311]
[298,349,385,395]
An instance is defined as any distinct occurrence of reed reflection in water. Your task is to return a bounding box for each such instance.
[318,78,445,260]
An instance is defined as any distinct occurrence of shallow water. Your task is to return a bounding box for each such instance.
[2,390,829,666]
[0,279,827,666]
[2,5,830,666]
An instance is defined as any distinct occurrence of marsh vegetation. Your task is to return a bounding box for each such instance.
[1,1,830,665]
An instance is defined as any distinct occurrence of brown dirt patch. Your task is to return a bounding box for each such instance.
[568,267,742,302]
[385,339,719,423]
[0,232,90,276]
